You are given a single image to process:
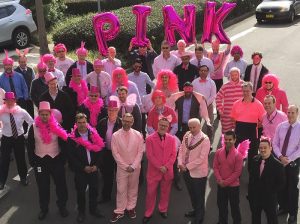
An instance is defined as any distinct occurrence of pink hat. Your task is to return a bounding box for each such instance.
[42,54,56,64]
[37,56,48,70]
[2,50,14,65]
[180,51,193,58]
[76,41,88,56]
[72,68,81,77]
[53,43,67,53]
[44,72,57,83]
[4,92,15,100]
[39,101,51,111]
[107,100,119,109]
[93,59,103,66]
[89,86,99,94]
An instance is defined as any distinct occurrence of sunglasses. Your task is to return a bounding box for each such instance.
[39,70,47,73]
[89,95,98,97]
[265,82,272,84]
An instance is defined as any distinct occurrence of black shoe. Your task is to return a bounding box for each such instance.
[184,210,195,217]
[90,209,104,218]
[142,216,151,223]
[0,183,4,190]
[77,212,85,223]
[38,210,48,220]
[59,207,69,218]
[277,208,288,216]
[174,182,183,191]
[159,212,168,218]
[20,178,28,186]
[288,215,297,224]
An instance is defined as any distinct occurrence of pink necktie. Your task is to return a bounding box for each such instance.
[260,160,265,176]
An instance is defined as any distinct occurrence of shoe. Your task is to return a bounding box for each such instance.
[77,212,85,223]
[288,215,297,224]
[174,182,183,191]
[90,209,104,218]
[59,207,69,218]
[20,178,28,186]
[277,208,288,216]
[0,183,4,190]
[142,216,151,223]
[159,211,168,218]
[38,210,48,220]
[110,212,124,223]
[127,209,136,219]
[184,210,195,217]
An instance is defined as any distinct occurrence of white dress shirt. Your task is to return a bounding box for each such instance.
[224,58,248,79]
[52,68,66,89]
[86,71,111,98]
[152,54,180,78]
[250,63,262,92]
[190,56,214,75]
[55,57,74,75]
[192,77,217,105]
[102,58,122,76]
[80,131,91,164]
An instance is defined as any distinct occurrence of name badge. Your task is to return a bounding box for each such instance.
[37,167,42,173]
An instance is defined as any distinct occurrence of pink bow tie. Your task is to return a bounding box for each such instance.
[5,73,13,77]
[199,79,207,83]
[182,64,188,70]
[78,61,86,65]
[48,68,55,72]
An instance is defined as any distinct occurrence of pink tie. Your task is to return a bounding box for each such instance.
[260,160,265,176]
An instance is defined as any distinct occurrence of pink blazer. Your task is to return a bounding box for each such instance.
[146,132,177,181]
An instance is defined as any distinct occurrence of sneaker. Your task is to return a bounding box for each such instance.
[110,212,124,223]
[127,209,136,219]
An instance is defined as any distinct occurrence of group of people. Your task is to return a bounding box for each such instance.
[0,37,298,224]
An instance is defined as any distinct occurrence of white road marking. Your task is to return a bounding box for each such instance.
[0,206,18,224]
[0,186,10,200]
[12,167,33,182]
[230,27,257,42]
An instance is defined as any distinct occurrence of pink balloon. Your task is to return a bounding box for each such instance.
[51,109,62,123]
[131,5,152,47]
[201,1,236,44]
[163,4,196,46]
[93,12,120,56]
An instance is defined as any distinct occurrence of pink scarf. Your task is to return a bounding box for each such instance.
[0,104,20,115]
[69,80,89,106]
[69,124,104,152]
[83,98,104,127]
[35,115,68,144]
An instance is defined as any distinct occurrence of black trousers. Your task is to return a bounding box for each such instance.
[249,197,278,224]
[34,154,68,212]
[183,171,207,223]
[75,171,98,213]
[0,135,27,185]
[217,186,241,224]
[99,149,116,200]
[176,123,190,142]
[213,79,224,92]
[142,113,147,140]
[278,158,299,216]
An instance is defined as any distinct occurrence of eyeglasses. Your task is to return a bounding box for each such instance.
[265,82,272,84]
[161,47,169,50]
[57,50,65,53]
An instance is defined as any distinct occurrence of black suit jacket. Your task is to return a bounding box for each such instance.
[14,66,35,93]
[175,95,201,129]
[30,78,48,107]
[39,90,75,131]
[248,154,285,205]
[65,60,94,86]
[173,63,199,91]
[244,64,269,91]
[67,129,102,173]
[118,104,142,132]
[97,117,122,148]
[77,103,107,125]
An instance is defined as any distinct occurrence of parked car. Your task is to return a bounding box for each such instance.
[256,0,300,23]
[0,0,37,48]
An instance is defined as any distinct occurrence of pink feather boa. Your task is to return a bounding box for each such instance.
[35,115,68,144]
[69,79,89,106]
[69,124,104,152]
[0,104,20,115]
[83,98,104,127]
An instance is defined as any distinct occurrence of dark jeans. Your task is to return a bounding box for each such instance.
[217,186,241,224]
[75,171,98,213]
[212,79,224,92]
[278,158,299,216]
[183,171,207,223]
[249,197,278,224]
[0,135,27,185]
[34,154,68,212]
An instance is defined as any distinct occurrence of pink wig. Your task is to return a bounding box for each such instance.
[76,41,88,56]
[37,56,48,70]
[53,43,67,53]
[151,90,166,104]
[230,45,243,57]
[2,50,14,65]
[111,67,128,92]
[156,69,178,92]
[42,54,56,64]
[261,74,279,90]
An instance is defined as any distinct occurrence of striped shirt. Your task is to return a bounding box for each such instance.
[216,80,243,133]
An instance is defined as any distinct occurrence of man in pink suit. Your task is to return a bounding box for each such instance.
[178,118,210,224]
[110,113,144,223]
[143,117,177,223]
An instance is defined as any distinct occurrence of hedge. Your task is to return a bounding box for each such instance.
[52,0,261,62]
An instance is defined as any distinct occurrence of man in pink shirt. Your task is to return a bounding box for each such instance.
[213,131,243,224]
[110,113,144,223]
[178,118,210,224]
[143,117,177,223]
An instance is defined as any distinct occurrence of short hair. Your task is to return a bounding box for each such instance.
[264,95,276,103]
[260,136,271,146]
[251,52,263,59]
[199,65,209,71]
[134,58,142,64]
[161,40,170,47]
[117,86,128,93]
[122,113,134,121]
[224,130,236,139]
[288,104,299,113]
[75,113,87,122]
[195,45,204,52]
[188,118,201,126]
[108,46,116,51]
[242,82,253,90]
[158,117,170,123]
[229,67,240,74]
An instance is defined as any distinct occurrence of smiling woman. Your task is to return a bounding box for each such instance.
[255,0,300,23]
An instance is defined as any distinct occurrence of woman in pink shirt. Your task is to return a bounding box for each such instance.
[256,74,288,113]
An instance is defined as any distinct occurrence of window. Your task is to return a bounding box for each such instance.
[0,5,16,19]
